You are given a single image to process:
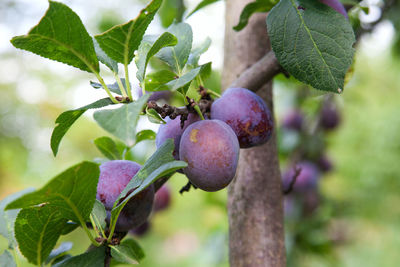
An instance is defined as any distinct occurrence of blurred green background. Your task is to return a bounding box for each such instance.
[1,0,400,266]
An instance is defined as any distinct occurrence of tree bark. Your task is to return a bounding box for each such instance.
[222,1,286,266]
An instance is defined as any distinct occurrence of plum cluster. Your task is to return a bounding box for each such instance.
[156,87,273,192]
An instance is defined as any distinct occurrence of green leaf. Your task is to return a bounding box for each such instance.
[146,107,166,124]
[111,238,145,264]
[60,222,79,235]
[187,37,211,67]
[0,188,34,248]
[187,0,221,18]
[90,199,107,232]
[156,23,193,74]
[90,79,130,95]
[52,246,106,267]
[10,1,98,73]
[267,0,355,92]
[199,62,212,81]
[94,136,121,160]
[159,0,185,27]
[143,70,177,92]
[93,38,118,73]
[161,66,202,94]
[110,139,187,231]
[51,98,115,156]
[135,129,156,144]
[94,0,162,65]
[0,250,16,267]
[136,33,178,83]
[6,162,100,223]
[93,95,149,146]
[233,0,276,31]
[45,242,73,264]
[15,206,66,265]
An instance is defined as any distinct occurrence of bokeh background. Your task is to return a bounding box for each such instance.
[1,0,399,266]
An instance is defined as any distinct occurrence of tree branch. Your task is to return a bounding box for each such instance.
[230,51,282,91]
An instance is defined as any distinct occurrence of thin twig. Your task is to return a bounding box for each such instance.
[283,166,302,195]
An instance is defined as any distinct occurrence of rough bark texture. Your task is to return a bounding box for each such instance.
[222,1,286,266]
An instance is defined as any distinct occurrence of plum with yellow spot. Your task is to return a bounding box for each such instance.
[210,87,273,148]
[179,120,239,191]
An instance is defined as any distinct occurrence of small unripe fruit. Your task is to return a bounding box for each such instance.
[211,88,273,148]
[179,120,239,191]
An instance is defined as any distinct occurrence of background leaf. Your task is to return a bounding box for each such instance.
[0,250,16,267]
[111,238,145,264]
[51,98,114,156]
[156,23,193,74]
[187,0,221,18]
[90,79,130,95]
[158,0,185,27]
[15,205,66,265]
[146,107,167,124]
[52,246,106,267]
[94,0,162,65]
[136,33,178,83]
[187,37,211,67]
[93,38,118,73]
[93,95,149,146]
[143,70,177,92]
[267,0,355,92]
[135,129,156,144]
[11,1,98,73]
[6,161,100,223]
[233,0,276,31]
[94,136,121,160]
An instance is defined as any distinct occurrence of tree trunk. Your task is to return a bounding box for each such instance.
[222,1,286,266]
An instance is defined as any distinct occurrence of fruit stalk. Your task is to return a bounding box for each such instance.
[222,3,285,266]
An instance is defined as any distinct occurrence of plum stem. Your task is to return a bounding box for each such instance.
[114,73,128,98]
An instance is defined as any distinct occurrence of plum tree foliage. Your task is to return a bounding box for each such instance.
[0,0,365,265]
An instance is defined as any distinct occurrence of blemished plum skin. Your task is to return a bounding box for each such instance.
[210,88,273,148]
[320,0,348,19]
[156,113,200,160]
[179,120,239,192]
[96,160,154,231]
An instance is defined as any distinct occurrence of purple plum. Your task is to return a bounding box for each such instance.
[138,87,172,102]
[320,104,341,130]
[96,160,154,232]
[179,120,240,191]
[282,110,304,131]
[130,221,151,237]
[156,113,200,160]
[153,185,171,212]
[320,0,348,19]
[282,161,320,193]
[210,88,273,148]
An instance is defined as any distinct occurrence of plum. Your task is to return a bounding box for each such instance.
[282,161,320,193]
[282,110,304,131]
[320,104,341,130]
[316,154,333,173]
[179,120,239,191]
[320,0,348,19]
[96,160,154,231]
[138,88,172,102]
[130,221,151,237]
[156,113,200,160]
[153,185,171,212]
[210,87,273,148]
